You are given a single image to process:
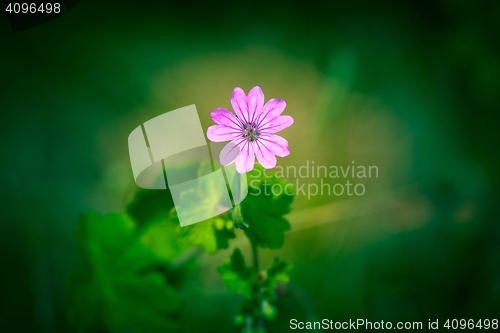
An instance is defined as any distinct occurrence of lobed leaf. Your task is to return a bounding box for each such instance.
[242,164,294,249]
[218,248,256,299]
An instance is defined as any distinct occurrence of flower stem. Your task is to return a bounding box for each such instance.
[251,239,265,331]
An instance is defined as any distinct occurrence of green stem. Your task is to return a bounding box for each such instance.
[237,205,265,331]
[251,240,265,331]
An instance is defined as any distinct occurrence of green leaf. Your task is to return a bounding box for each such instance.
[140,218,191,262]
[176,215,235,254]
[242,164,294,249]
[125,161,200,227]
[126,189,175,227]
[66,212,182,333]
[127,162,203,225]
[261,258,293,300]
[218,248,256,299]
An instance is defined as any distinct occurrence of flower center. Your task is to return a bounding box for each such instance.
[243,123,259,141]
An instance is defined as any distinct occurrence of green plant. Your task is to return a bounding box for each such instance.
[177,164,294,332]
[66,164,295,333]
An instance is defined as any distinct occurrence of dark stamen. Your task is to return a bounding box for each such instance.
[243,123,259,142]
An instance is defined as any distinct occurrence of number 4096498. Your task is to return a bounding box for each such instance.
[443,319,498,330]
[6,3,61,14]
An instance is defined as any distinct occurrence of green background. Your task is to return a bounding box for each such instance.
[1,0,499,332]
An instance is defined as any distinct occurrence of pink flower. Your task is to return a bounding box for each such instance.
[207,86,293,173]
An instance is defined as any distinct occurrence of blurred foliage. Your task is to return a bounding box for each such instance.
[126,189,192,261]
[65,212,183,333]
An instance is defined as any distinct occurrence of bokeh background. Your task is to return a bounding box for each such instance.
[1,0,499,332]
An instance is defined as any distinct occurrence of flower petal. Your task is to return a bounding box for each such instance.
[210,108,242,130]
[254,139,277,169]
[247,86,265,124]
[207,125,242,142]
[258,115,294,134]
[256,134,290,157]
[235,140,255,173]
[256,98,286,127]
[219,138,246,166]
[231,87,249,123]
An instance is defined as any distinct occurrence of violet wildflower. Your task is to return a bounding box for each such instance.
[207,86,293,173]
